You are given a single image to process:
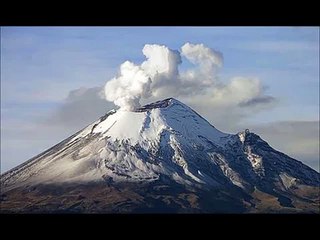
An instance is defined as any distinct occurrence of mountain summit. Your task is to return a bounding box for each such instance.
[1,98,319,213]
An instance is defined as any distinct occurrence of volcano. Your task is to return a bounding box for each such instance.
[1,98,319,213]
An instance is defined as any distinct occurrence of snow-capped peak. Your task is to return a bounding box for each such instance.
[90,97,228,146]
[135,97,176,112]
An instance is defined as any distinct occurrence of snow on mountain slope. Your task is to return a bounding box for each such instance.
[1,98,319,202]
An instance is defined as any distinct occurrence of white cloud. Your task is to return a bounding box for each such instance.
[142,44,181,77]
[181,42,223,70]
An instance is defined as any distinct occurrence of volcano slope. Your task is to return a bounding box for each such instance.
[1,98,319,213]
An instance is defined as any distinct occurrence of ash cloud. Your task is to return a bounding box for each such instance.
[49,86,115,129]
[238,95,275,107]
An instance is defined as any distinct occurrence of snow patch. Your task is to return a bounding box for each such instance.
[209,153,246,189]
[280,172,297,189]
[238,129,250,144]
[244,146,265,177]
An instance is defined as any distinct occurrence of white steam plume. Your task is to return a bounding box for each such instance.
[104,61,151,111]
[104,42,271,111]
[104,44,182,110]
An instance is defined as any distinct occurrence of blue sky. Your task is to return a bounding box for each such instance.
[1,27,319,172]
